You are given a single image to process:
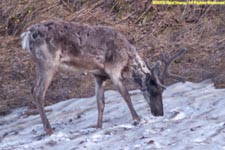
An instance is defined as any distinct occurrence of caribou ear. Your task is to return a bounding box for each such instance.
[151,60,162,77]
[151,61,166,90]
[144,59,166,89]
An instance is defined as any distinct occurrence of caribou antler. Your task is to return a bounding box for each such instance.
[146,48,187,90]
[160,48,187,83]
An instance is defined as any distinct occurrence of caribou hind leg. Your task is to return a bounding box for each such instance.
[32,64,55,135]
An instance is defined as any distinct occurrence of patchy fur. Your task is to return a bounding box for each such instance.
[21,20,164,135]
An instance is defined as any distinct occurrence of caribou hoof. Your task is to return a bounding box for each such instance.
[46,128,54,135]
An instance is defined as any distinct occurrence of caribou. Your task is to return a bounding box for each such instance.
[21,20,186,135]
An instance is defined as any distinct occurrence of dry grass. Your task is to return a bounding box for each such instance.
[1,0,225,114]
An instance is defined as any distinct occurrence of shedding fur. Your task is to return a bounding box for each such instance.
[21,20,168,135]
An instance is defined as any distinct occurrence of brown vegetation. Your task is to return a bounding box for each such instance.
[1,0,225,114]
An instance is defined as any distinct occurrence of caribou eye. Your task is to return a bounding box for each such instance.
[146,74,157,87]
[150,79,157,86]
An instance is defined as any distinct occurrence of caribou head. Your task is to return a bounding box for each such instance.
[135,48,187,116]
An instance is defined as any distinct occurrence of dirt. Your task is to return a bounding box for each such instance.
[1,0,225,114]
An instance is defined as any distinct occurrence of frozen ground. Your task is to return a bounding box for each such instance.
[1,80,225,150]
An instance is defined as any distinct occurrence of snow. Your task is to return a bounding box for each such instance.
[1,80,225,150]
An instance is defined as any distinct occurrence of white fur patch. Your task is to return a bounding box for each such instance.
[21,31,30,50]
[135,54,151,74]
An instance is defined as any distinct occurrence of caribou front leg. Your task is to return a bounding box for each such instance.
[110,73,140,123]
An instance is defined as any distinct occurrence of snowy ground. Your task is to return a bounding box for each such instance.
[1,80,225,150]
